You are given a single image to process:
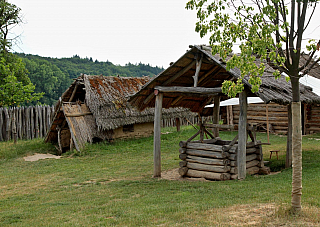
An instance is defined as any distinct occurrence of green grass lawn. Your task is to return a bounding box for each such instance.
[0,126,319,226]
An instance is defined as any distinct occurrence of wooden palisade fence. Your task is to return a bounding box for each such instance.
[0,106,55,142]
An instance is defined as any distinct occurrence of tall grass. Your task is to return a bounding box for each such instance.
[0,126,319,226]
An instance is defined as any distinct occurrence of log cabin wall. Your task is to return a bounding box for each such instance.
[305,104,320,134]
[229,103,289,135]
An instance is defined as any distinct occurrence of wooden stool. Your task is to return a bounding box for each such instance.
[269,150,279,160]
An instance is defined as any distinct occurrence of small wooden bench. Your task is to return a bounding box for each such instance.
[269,150,279,160]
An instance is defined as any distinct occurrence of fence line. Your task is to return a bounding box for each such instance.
[0,105,212,142]
[162,115,213,128]
[0,105,55,142]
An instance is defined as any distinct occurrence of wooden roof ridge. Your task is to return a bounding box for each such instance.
[128,45,320,112]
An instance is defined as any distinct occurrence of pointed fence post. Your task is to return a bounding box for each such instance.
[153,91,163,178]
[238,90,247,179]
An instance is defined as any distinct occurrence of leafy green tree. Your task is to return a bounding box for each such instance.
[187,0,319,211]
[0,0,43,143]
[22,57,71,105]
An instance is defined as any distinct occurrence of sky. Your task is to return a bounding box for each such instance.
[9,0,209,67]
[8,0,320,68]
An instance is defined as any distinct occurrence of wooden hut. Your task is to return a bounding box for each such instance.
[129,45,320,180]
[45,74,194,153]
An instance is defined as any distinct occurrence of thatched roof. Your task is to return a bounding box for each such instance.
[83,74,192,131]
[129,45,320,112]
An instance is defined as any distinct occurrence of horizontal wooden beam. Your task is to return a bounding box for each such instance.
[154,86,222,95]
[65,112,92,117]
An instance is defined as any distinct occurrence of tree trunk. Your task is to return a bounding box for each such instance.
[290,76,302,212]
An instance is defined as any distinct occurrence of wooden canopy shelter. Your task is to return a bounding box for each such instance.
[45,74,193,153]
[129,45,320,179]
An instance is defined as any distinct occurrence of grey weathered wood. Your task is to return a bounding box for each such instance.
[178,167,188,176]
[246,154,258,162]
[35,106,39,138]
[246,147,257,154]
[186,169,231,181]
[222,134,239,152]
[179,153,187,160]
[212,96,221,137]
[230,167,238,174]
[246,166,260,175]
[179,161,187,167]
[186,149,227,159]
[186,142,223,152]
[246,160,259,169]
[193,54,203,87]
[179,148,187,154]
[238,90,247,179]
[38,106,43,138]
[153,93,163,178]
[154,86,222,95]
[186,155,227,166]
[204,124,237,130]
[42,106,47,137]
[30,107,34,139]
[187,162,230,173]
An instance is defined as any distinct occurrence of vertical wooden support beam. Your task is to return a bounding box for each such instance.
[153,92,163,178]
[212,96,221,137]
[176,118,181,132]
[238,90,247,180]
[266,104,270,143]
[286,104,293,168]
[193,54,203,87]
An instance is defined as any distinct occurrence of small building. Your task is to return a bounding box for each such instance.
[45,74,193,153]
[129,44,320,180]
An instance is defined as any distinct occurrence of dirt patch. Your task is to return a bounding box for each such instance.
[23,153,61,162]
[161,168,209,182]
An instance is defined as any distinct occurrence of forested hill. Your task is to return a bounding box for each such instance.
[15,53,164,105]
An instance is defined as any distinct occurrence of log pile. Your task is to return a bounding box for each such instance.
[178,139,270,180]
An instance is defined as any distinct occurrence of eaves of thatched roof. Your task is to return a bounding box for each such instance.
[129,45,320,112]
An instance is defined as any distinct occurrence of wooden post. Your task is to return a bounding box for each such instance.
[212,96,221,137]
[176,118,181,132]
[266,104,270,143]
[238,90,247,179]
[286,104,292,168]
[153,91,163,178]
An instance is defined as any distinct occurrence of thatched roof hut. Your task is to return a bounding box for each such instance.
[129,45,320,113]
[45,74,193,153]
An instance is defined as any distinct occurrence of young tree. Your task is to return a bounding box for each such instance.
[186,0,319,212]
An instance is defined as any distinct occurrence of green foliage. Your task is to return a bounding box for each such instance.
[186,0,319,98]
[0,55,43,107]
[15,53,164,105]
[21,57,71,105]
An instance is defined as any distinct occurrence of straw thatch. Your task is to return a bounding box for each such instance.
[129,45,320,112]
[84,74,193,131]
[45,74,194,151]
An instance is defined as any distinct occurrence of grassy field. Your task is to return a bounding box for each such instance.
[0,126,320,226]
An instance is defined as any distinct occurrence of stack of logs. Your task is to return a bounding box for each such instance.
[178,138,270,180]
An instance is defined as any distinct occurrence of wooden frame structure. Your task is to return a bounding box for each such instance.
[129,45,320,179]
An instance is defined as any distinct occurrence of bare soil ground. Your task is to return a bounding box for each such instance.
[23,153,61,162]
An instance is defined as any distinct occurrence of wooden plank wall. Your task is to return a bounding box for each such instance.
[0,106,55,142]
[231,103,289,134]
[305,104,320,134]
